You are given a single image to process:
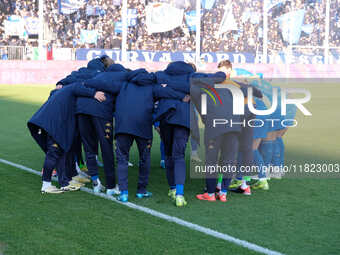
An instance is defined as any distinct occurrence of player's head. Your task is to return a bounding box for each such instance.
[187,62,197,72]
[100,55,114,68]
[217,60,232,77]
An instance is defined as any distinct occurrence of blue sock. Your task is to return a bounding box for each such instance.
[272,138,281,167]
[160,141,165,161]
[277,137,285,166]
[259,141,274,167]
[170,185,176,190]
[254,149,266,178]
[221,189,227,194]
[91,175,98,181]
[222,178,232,191]
[236,151,243,180]
[121,190,128,195]
[176,184,184,195]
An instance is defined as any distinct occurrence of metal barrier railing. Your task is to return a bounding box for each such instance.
[0,46,77,60]
[0,46,25,60]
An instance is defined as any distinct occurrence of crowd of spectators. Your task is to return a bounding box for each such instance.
[0,0,38,47]
[44,0,122,48]
[0,0,339,56]
[330,0,340,47]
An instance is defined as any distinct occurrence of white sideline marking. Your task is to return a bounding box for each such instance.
[0,158,284,255]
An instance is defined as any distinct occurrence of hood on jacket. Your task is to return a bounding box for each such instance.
[164,61,195,76]
[127,68,155,85]
[87,58,105,72]
[106,63,127,72]
[77,67,88,73]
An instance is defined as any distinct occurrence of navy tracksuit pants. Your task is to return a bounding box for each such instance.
[77,114,115,189]
[205,132,239,193]
[115,134,152,193]
[73,133,85,166]
[159,122,190,188]
[42,135,72,187]
[236,109,256,178]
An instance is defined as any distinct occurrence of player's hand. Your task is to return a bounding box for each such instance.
[182,95,191,102]
[94,91,106,102]
[56,85,63,90]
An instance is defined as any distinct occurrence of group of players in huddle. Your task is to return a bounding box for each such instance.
[27,56,290,207]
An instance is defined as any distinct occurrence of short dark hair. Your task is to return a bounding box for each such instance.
[217,60,232,69]
[188,62,197,72]
[100,55,109,62]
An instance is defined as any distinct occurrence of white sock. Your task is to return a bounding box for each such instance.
[75,162,81,174]
[42,181,51,190]
[216,182,222,190]
[241,180,248,190]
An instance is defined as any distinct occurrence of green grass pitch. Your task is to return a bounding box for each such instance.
[0,84,339,255]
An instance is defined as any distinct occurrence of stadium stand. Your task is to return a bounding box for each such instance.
[0,0,338,56]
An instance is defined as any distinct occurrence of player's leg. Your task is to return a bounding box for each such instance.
[229,152,243,190]
[219,132,240,201]
[77,114,103,192]
[73,133,87,172]
[278,128,287,167]
[154,121,165,169]
[251,138,269,190]
[191,136,201,162]
[159,121,176,200]
[196,136,220,202]
[260,131,276,177]
[230,119,253,195]
[41,136,64,194]
[272,128,287,178]
[251,117,270,189]
[72,133,90,182]
[93,117,118,195]
[115,134,134,202]
[160,140,166,169]
[56,151,81,192]
[135,137,152,198]
[172,125,190,207]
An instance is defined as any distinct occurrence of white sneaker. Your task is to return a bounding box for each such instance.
[41,185,64,194]
[61,184,80,192]
[270,167,282,179]
[191,151,202,162]
[106,185,120,196]
[93,183,105,193]
[69,180,85,187]
[72,175,90,183]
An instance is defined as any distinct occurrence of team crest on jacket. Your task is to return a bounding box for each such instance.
[105,129,110,133]
[105,123,111,127]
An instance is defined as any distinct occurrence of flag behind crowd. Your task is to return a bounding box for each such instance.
[145,3,184,34]
[58,0,87,15]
